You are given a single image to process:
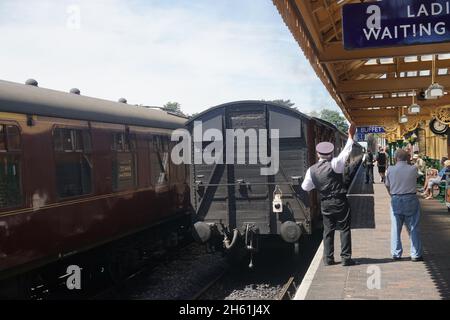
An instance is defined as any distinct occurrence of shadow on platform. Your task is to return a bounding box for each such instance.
[354,257,395,265]
[420,199,450,300]
[347,166,376,230]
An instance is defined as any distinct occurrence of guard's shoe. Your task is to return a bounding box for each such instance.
[323,258,336,266]
[342,259,356,266]
[392,256,402,261]
[411,256,424,262]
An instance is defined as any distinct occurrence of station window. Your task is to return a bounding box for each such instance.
[0,124,22,208]
[53,128,92,198]
[150,135,169,186]
[112,132,137,191]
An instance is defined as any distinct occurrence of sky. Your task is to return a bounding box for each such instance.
[0,0,341,116]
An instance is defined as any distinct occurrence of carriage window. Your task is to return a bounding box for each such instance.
[0,125,20,151]
[150,135,169,186]
[112,132,136,191]
[53,128,92,198]
[0,124,22,208]
[269,111,302,138]
[54,128,91,152]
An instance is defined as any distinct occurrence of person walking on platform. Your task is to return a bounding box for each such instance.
[376,147,388,183]
[385,149,423,262]
[363,150,375,184]
[302,123,357,267]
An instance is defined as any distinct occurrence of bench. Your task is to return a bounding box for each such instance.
[432,174,450,209]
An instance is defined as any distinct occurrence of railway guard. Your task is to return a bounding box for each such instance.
[301,124,357,266]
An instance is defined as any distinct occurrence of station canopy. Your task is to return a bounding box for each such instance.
[273,0,450,139]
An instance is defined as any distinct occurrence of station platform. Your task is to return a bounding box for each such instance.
[295,166,450,300]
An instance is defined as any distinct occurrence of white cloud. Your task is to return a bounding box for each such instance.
[0,0,340,115]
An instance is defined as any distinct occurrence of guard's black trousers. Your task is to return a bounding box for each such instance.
[323,208,352,261]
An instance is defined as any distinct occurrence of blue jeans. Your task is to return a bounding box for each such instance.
[390,195,423,259]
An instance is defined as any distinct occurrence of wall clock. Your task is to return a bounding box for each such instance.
[430,118,449,136]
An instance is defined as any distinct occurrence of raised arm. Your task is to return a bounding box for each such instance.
[331,123,356,174]
[301,168,316,192]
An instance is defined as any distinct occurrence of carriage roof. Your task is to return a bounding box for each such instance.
[0,80,186,129]
[186,100,314,126]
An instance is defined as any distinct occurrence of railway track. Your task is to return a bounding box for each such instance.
[18,238,196,300]
[192,269,229,300]
[92,243,228,300]
[278,276,297,300]
[38,227,321,300]
[194,270,300,301]
[25,220,322,300]
[92,241,199,300]
[196,232,322,301]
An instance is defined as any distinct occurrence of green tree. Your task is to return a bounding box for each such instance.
[163,102,185,116]
[320,109,349,133]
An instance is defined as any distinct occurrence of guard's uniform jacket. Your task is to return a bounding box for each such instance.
[310,160,349,216]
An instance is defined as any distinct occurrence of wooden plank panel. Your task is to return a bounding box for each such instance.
[338,75,450,94]
[321,42,450,63]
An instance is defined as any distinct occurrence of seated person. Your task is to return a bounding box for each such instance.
[422,157,447,191]
[423,160,450,200]
[422,168,437,192]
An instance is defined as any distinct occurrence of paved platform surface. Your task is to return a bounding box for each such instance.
[295,166,450,300]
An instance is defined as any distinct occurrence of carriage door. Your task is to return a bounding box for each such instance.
[226,106,270,234]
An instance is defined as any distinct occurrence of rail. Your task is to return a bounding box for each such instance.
[278,276,297,300]
[192,269,229,300]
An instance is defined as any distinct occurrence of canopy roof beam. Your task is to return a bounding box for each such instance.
[337,75,450,94]
[345,60,450,80]
[320,42,450,63]
[348,95,450,109]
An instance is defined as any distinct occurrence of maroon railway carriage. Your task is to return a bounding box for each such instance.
[0,79,190,295]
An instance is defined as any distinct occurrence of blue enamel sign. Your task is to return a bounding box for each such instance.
[343,0,450,49]
[358,127,385,134]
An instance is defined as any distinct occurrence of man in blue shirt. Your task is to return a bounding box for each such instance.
[385,149,423,261]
